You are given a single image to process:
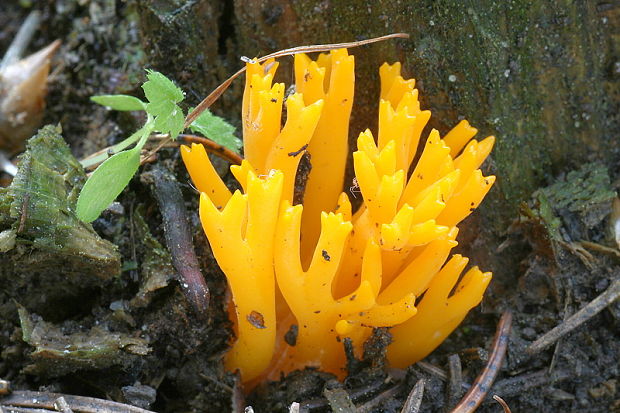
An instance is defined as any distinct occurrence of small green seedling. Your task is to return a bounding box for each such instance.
[76,70,240,223]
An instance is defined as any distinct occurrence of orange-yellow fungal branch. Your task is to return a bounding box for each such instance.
[388,255,492,367]
[263,93,323,202]
[296,49,355,262]
[274,203,376,375]
[199,168,283,381]
[242,59,281,173]
[180,143,231,208]
[181,49,496,384]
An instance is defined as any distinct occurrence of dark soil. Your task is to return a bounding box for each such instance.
[1,1,618,412]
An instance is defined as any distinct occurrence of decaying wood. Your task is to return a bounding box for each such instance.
[143,164,210,315]
[400,379,425,413]
[0,390,155,413]
[450,311,513,413]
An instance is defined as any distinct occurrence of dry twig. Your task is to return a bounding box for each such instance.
[415,361,470,392]
[154,134,243,165]
[492,395,512,413]
[357,383,404,413]
[143,164,210,315]
[526,279,620,354]
[450,311,513,413]
[232,374,246,413]
[415,361,449,381]
[491,369,571,399]
[400,379,425,413]
[177,134,243,165]
[446,354,464,408]
[0,390,154,413]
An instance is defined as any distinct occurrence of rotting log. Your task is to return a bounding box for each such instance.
[0,125,120,318]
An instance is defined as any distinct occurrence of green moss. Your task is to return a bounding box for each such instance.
[0,126,120,318]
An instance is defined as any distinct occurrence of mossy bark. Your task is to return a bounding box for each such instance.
[232,0,620,276]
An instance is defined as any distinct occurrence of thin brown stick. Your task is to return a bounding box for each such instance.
[198,373,233,394]
[578,240,620,259]
[184,33,409,128]
[526,279,620,354]
[85,132,243,171]
[255,33,409,61]
[415,361,449,381]
[231,373,245,413]
[140,135,169,165]
[177,134,242,164]
[0,390,155,413]
[450,311,513,413]
[492,395,512,413]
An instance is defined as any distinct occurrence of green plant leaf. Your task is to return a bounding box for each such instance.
[91,95,146,111]
[148,100,185,139]
[142,70,184,103]
[189,108,242,153]
[80,121,152,168]
[76,148,141,222]
[142,70,185,139]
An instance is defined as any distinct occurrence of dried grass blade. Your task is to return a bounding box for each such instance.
[184,33,409,128]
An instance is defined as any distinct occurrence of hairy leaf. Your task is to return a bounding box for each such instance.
[142,70,185,139]
[91,95,146,111]
[189,109,241,153]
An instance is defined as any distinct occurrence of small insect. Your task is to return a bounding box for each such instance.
[262,60,276,75]
[258,169,278,180]
[349,177,361,198]
[284,84,296,101]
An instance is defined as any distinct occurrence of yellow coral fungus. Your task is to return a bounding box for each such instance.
[181,49,495,383]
